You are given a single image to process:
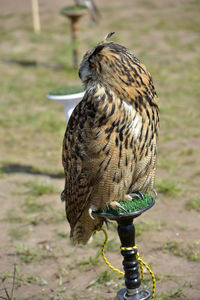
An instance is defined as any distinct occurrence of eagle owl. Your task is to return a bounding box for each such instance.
[62,33,159,244]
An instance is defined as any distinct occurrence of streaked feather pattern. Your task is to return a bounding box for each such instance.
[62,34,159,244]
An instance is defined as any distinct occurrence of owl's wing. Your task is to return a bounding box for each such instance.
[62,91,106,238]
[62,135,90,233]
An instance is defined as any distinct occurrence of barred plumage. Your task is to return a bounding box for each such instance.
[62,33,159,244]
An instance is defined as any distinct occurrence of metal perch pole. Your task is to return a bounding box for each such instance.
[70,15,80,68]
[60,6,87,68]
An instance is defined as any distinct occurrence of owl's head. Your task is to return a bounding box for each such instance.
[78,33,145,92]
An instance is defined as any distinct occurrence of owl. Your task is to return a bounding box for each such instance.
[62,32,159,244]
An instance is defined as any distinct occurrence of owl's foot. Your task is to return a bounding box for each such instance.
[130,191,144,200]
[109,201,127,212]
[124,194,132,201]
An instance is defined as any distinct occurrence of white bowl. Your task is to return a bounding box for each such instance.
[47,92,85,122]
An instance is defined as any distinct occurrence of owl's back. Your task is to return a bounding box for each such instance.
[62,39,159,244]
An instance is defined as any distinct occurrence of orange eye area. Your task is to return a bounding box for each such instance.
[90,63,95,68]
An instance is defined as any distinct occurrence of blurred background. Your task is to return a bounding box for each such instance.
[0,0,199,299]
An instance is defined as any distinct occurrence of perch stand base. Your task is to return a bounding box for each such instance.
[117,287,152,300]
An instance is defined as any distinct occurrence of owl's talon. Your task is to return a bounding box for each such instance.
[153,189,158,198]
[88,207,95,220]
[115,203,127,212]
[138,191,144,199]
[129,193,140,199]
[129,193,141,199]
[129,191,144,200]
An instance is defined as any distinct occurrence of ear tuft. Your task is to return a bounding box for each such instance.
[101,32,115,44]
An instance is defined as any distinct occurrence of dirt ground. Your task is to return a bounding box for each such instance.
[0,0,200,299]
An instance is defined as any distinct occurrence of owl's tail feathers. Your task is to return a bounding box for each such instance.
[70,207,103,245]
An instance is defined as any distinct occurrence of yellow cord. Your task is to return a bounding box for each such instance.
[94,226,156,300]
[94,226,124,275]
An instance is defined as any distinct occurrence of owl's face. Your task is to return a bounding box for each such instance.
[78,44,105,86]
[79,42,142,91]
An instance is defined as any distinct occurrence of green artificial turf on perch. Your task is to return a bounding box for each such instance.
[60,6,87,14]
[99,193,153,215]
[48,85,84,96]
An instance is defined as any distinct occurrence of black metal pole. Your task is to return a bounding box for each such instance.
[117,217,152,300]
[118,218,141,292]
